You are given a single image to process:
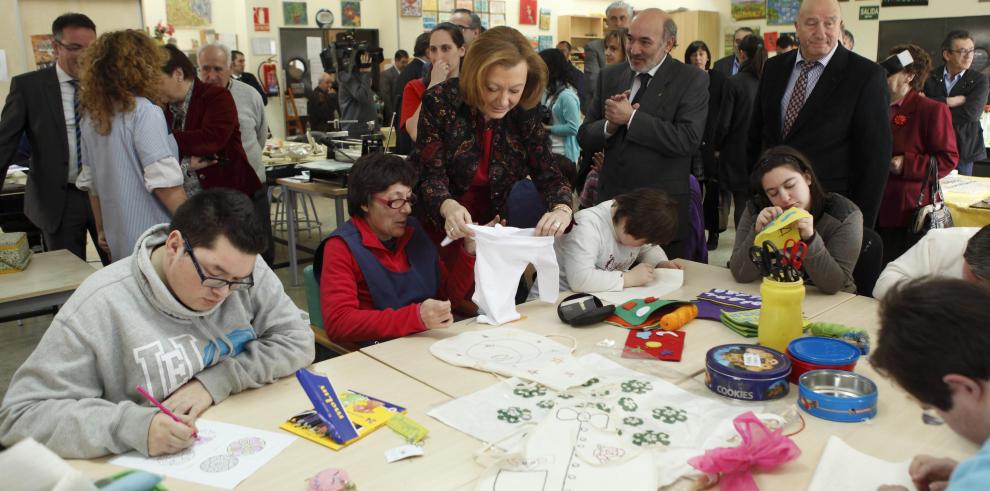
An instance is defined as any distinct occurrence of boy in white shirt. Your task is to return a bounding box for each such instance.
[541,188,681,297]
[873,225,989,299]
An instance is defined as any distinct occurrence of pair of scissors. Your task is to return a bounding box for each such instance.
[780,239,808,281]
[750,241,784,280]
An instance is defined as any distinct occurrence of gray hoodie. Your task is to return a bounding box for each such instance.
[0,225,314,458]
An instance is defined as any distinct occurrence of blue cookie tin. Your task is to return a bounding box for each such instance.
[798,369,878,423]
[786,336,862,384]
[704,344,791,401]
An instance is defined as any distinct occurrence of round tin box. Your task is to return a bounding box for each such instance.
[786,336,861,384]
[798,369,878,423]
[704,344,791,401]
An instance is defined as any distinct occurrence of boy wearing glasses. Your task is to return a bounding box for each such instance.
[873,278,990,490]
[0,189,314,458]
[315,154,476,344]
[923,30,989,176]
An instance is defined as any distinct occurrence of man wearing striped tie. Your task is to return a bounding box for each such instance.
[747,0,891,229]
[0,13,108,265]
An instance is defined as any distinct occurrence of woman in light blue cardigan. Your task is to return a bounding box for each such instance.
[539,49,582,164]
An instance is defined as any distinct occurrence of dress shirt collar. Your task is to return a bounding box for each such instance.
[55,62,74,84]
[944,67,966,83]
[630,54,667,77]
[795,42,839,69]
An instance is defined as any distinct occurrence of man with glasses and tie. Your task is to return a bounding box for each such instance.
[578,8,708,260]
[748,0,890,229]
[314,153,477,345]
[0,13,109,265]
[0,189,314,458]
[925,30,989,176]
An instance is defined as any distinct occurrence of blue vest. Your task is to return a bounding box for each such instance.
[316,217,440,310]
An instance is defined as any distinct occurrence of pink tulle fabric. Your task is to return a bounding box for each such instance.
[688,411,801,490]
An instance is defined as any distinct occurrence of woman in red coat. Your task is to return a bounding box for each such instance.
[878,44,959,264]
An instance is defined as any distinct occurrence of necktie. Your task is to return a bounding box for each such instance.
[68,79,82,171]
[630,72,652,106]
[782,60,817,138]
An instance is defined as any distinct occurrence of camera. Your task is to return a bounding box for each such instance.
[320,31,384,74]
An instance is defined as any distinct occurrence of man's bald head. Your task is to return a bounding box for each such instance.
[795,0,841,61]
[627,8,677,73]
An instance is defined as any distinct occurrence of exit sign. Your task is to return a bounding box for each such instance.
[860,6,880,20]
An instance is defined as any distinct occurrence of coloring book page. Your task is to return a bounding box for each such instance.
[596,268,684,306]
[807,436,915,491]
[110,419,295,489]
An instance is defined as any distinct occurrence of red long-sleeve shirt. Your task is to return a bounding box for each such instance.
[319,216,475,343]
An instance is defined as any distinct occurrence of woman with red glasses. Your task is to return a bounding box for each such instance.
[314,153,477,345]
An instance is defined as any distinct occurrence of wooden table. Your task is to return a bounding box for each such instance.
[0,250,95,319]
[68,352,483,491]
[276,178,348,286]
[362,260,857,398]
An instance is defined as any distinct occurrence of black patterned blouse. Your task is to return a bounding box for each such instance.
[408,80,573,228]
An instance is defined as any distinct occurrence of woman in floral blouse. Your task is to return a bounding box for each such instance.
[408,26,574,250]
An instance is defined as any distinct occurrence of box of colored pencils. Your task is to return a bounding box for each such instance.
[280,369,405,450]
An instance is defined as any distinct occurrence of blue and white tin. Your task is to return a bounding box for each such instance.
[704,344,791,401]
[798,369,878,422]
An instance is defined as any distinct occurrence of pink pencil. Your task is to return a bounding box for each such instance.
[136,385,198,438]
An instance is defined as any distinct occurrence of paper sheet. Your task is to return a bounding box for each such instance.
[595,268,684,305]
[807,436,915,491]
[941,175,990,196]
[110,420,295,490]
[251,38,276,56]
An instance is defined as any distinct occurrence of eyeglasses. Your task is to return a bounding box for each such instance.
[948,48,975,56]
[373,194,417,209]
[183,238,254,290]
[54,40,86,53]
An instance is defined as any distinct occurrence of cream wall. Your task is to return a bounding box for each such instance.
[0,0,143,101]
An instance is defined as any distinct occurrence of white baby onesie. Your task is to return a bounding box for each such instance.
[469,224,560,325]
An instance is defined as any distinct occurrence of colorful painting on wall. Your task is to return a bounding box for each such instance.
[282,2,308,26]
[730,0,767,21]
[767,0,800,26]
[167,0,212,27]
[342,1,361,27]
[539,8,550,30]
[402,0,422,17]
[519,0,537,25]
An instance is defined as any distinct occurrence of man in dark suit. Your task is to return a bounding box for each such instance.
[578,8,709,259]
[0,13,108,265]
[380,49,409,128]
[582,1,633,112]
[924,30,989,176]
[393,32,431,155]
[747,0,891,228]
[230,50,267,106]
[712,27,754,77]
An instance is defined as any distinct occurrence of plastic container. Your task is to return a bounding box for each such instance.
[759,277,805,353]
[704,344,791,401]
[798,369,878,423]
[786,336,861,384]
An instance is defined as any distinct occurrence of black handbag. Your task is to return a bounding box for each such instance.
[909,156,953,237]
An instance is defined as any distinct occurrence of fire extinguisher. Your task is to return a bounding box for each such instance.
[258,57,279,97]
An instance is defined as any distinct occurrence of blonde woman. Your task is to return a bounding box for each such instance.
[77,29,186,261]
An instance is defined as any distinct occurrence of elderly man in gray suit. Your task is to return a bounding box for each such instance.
[578,8,709,260]
[583,1,633,112]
